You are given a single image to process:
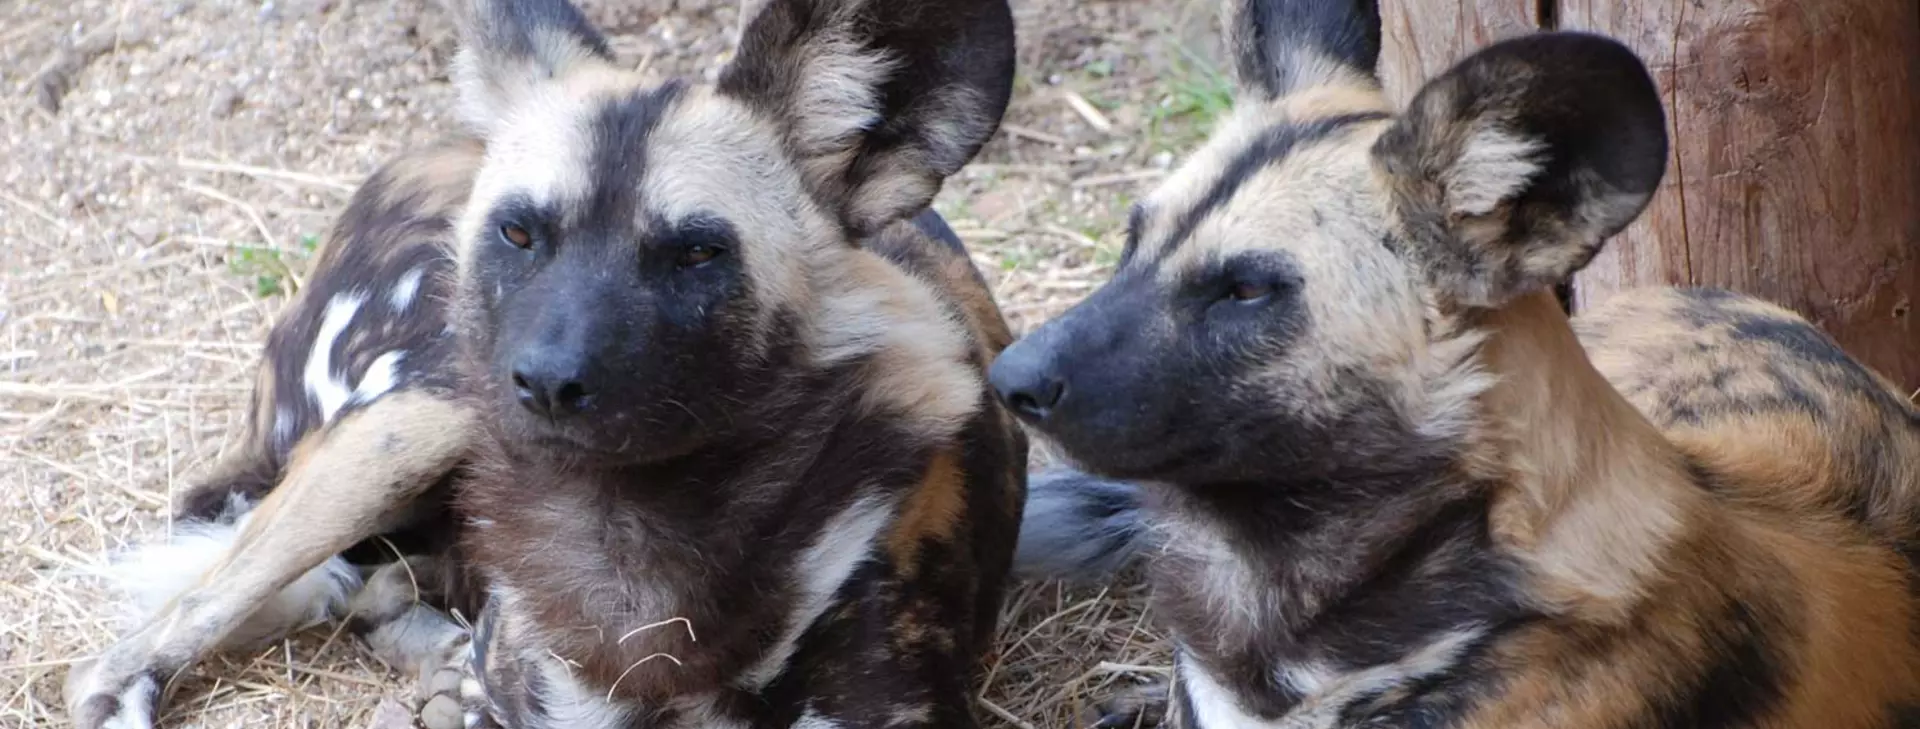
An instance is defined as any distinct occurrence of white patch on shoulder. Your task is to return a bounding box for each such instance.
[305,292,366,422]
[790,707,842,729]
[350,350,407,406]
[390,266,426,313]
[737,494,894,690]
[101,508,360,649]
[1177,527,1274,640]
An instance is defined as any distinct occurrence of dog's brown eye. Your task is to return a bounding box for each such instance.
[677,244,722,268]
[1229,282,1273,303]
[500,224,534,250]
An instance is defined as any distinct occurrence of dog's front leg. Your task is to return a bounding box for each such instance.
[65,392,476,729]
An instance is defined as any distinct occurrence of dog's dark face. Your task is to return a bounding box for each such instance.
[989,104,1429,484]
[990,2,1668,485]
[447,0,1014,464]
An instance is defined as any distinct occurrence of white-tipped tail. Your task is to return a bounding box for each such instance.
[1013,469,1155,583]
[101,496,361,649]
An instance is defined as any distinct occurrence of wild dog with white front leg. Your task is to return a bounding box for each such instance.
[66,0,1026,726]
[64,140,490,729]
[993,0,1920,727]
[391,0,1029,726]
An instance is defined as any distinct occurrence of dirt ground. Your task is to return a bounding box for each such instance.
[0,0,1240,726]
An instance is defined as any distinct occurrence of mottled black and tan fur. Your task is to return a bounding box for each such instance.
[64,140,484,729]
[994,1,1920,727]
[65,0,1027,727]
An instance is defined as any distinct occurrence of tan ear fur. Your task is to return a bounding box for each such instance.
[715,0,1016,237]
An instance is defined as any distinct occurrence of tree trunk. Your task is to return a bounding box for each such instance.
[1383,0,1920,391]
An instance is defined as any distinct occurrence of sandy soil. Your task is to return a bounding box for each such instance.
[0,0,1236,725]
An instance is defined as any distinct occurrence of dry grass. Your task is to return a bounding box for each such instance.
[0,0,1232,726]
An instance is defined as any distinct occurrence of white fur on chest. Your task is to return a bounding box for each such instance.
[1177,626,1484,729]
[484,492,897,728]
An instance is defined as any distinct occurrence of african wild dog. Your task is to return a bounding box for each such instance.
[993,1,1920,727]
[64,139,484,729]
[65,0,1027,726]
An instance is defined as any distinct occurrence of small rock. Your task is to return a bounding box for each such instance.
[366,697,415,729]
[1151,151,1174,169]
[420,694,464,729]
[208,84,242,118]
[127,219,161,243]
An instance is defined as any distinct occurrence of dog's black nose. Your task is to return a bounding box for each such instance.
[988,347,1067,421]
[511,347,592,418]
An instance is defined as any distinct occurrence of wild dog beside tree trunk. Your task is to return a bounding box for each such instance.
[995,0,1920,727]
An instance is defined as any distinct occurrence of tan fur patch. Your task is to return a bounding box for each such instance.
[809,250,983,440]
[641,91,825,340]
[1474,292,1696,622]
[1268,83,1393,120]
[886,450,968,576]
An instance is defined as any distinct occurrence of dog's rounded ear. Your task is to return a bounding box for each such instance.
[1372,32,1668,309]
[447,0,618,138]
[717,0,1017,237]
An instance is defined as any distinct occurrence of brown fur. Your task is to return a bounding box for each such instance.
[1461,291,1920,727]
[420,1,1026,726]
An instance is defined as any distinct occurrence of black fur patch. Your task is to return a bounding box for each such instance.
[907,207,968,258]
[579,81,685,234]
[1121,203,1147,265]
[1148,112,1389,266]
[1644,598,1795,729]
[1889,703,1920,729]
[1661,289,1919,428]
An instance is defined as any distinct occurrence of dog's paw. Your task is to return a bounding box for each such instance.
[419,664,469,729]
[65,658,162,729]
[416,653,495,729]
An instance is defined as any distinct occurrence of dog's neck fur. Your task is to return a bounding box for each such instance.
[1147,376,1516,718]
[1471,291,1702,624]
[1153,291,1706,719]
[458,351,923,706]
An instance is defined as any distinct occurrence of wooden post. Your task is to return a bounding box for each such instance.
[1383,1,1920,390]
[1378,1,1537,105]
